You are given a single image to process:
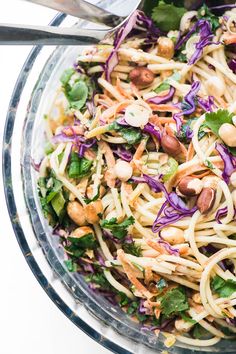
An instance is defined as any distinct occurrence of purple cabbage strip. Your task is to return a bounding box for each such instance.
[210,4,236,11]
[188,20,219,65]
[143,123,162,142]
[112,146,133,162]
[132,174,197,233]
[215,143,236,184]
[174,81,201,133]
[139,299,152,315]
[157,238,179,256]
[147,87,175,105]
[175,19,219,65]
[216,206,228,224]
[78,138,96,158]
[228,59,236,74]
[104,11,139,81]
[31,157,41,172]
[185,125,194,140]
[141,318,174,332]
[51,132,76,144]
[198,95,215,112]
[116,116,129,126]
[137,12,161,45]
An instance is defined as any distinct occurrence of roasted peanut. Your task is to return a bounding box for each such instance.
[218,123,236,147]
[129,66,154,88]
[84,200,103,224]
[197,187,215,214]
[177,176,203,197]
[70,226,94,239]
[157,37,174,59]
[161,227,185,244]
[67,201,86,226]
[161,134,182,157]
[202,175,220,189]
[114,160,133,181]
[192,293,202,304]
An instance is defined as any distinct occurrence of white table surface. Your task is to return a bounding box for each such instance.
[0,1,110,353]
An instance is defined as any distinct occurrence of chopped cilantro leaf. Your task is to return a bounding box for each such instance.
[100,216,135,240]
[123,242,142,257]
[211,275,236,298]
[152,1,186,32]
[160,287,189,317]
[205,109,234,137]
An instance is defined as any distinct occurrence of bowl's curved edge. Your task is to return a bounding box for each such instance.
[1,12,131,354]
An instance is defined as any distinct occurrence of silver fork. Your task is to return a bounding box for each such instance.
[0,0,235,45]
[0,0,142,45]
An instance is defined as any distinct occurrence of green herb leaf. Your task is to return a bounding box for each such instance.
[84,187,100,204]
[119,292,130,306]
[211,275,236,298]
[160,287,189,317]
[152,1,186,32]
[120,128,142,145]
[180,312,196,324]
[68,152,92,179]
[126,301,139,315]
[100,216,135,239]
[123,242,142,257]
[64,259,78,272]
[85,272,111,289]
[156,278,167,292]
[198,4,220,32]
[154,82,170,94]
[192,324,210,339]
[68,233,97,250]
[60,68,75,86]
[51,191,65,217]
[205,109,234,137]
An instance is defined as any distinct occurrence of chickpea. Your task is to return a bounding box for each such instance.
[114,160,133,182]
[84,200,103,224]
[70,226,94,239]
[157,37,174,59]
[205,76,225,97]
[161,227,185,245]
[175,319,191,333]
[129,66,154,88]
[67,201,86,226]
[219,123,236,147]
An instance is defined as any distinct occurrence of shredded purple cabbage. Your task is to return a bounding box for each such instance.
[112,146,133,162]
[210,4,236,11]
[185,125,194,140]
[174,81,201,133]
[215,143,236,184]
[31,158,41,172]
[216,206,228,224]
[175,20,219,65]
[139,299,152,315]
[198,95,215,112]
[157,238,179,256]
[143,123,161,142]
[228,59,236,74]
[104,11,139,81]
[136,12,161,45]
[132,174,197,232]
[147,87,175,105]
[78,138,96,157]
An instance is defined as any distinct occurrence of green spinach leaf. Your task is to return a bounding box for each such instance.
[68,152,92,179]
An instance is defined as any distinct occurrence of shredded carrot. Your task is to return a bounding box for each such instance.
[149,103,180,112]
[98,141,115,168]
[145,238,169,255]
[116,77,133,99]
[222,33,236,45]
[144,267,153,285]
[117,250,153,299]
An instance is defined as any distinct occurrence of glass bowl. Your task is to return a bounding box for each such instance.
[2,2,236,353]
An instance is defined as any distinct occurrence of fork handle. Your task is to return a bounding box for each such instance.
[24,0,123,27]
[0,23,107,45]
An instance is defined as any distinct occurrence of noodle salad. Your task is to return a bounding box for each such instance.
[36,2,236,348]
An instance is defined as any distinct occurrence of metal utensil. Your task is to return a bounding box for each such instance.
[0,0,235,45]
